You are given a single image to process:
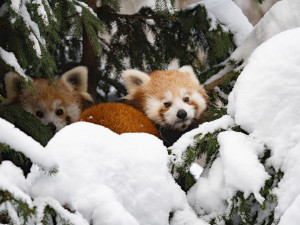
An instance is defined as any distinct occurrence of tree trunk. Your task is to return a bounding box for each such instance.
[81,0,100,100]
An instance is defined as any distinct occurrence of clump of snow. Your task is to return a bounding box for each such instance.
[200,0,253,46]
[0,118,57,171]
[28,122,189,225]
[218,131,269,204]
[0,47,28,81]
[0,161,31,206]
[187,131,268,215]
[170,115,235,166]
[29,33,42,58]
[190,163,203,180]
[171,203,209,225]
[10,0,21,13]
[231,0,300,64]
[228,27,300,223]
[18,2,45,58]
[75,0,97,17]
[34,196,88,225]
[32,0,49,25]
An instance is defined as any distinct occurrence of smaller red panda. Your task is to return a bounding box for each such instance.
[78,103,161,138]
[4,66,94,133]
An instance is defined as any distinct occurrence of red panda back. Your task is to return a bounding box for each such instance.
[78,103,161,138]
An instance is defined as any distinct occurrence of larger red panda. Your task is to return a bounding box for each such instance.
[78,66,207,146]
[4,66,94,133]
[78,102,161,138]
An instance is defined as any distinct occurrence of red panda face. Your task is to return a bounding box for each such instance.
[20,79,82,133]
[5,66,94,133]
[145,88,207,130]
[123,66,208,131]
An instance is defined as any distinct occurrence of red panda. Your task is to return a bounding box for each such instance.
[4,66,94,133]
[122,66,208,146]
[78,66,207,146]
[78,102,161,138]
[123,66,208,130]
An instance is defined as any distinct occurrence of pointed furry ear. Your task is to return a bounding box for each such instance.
[178,65,200,84]
[122,69,150,93]
[61,66,89,93]
[4,72,30,103]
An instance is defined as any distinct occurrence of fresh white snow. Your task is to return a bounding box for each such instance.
[231,0,300,65]
[2,0,300,224]
[200,0,253,46]
[28,122,191,225]
[0,47,28,81]
[0,118,57,171]
[228,27,300,223]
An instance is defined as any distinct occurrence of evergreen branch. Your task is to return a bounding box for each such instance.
[97,5,160,20]
[204,71,233,92]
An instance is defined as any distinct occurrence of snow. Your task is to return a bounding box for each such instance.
[231,0,300,65]
[2,0,300,224]
[34,196,88,225]
[0,118,57,171]
[190,163,203,180]
[228,27,300,223]
[75,0,97,17]
[10,0,21,13]
[187,131,268,216]
[0,161,32,206]
[170,115,235,167]
[218,131,269,204]
[0,47,28,81]
[200,0,253,46]
[26,122,192,225]
[32,0,49,25]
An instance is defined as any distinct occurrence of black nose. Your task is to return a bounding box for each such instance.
[177,110,187,119]
[47,123,57,133]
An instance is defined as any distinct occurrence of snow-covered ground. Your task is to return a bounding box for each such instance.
[2,0,300,224]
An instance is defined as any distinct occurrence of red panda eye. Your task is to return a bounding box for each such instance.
[184,97,189,102]
[36,111,44,118]
[164,102,171,108]
[56,109,64,116]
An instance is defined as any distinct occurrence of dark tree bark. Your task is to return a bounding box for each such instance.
[81,0,100,100]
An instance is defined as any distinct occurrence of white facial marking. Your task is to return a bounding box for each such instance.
[66,104,81,122]
[191,92,207,117]
[180,88,187,97]
[164,91,173,102]
[163,97,195,130]
[145,98,164,125]
[52,99,62,110]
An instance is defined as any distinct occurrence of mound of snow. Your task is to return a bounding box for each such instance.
[29,122,186,225]
[187,131,268,215]
[228,27,300,223]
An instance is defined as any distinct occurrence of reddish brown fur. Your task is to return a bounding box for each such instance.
[125,69,208,128]
[19,79,85,113]
[78,103,161,138]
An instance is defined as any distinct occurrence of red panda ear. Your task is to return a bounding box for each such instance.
[61,66,88,93]
[61,66,94,103]
[178,65,200,84]
[122,69,150,94]
[4,72,32,103]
